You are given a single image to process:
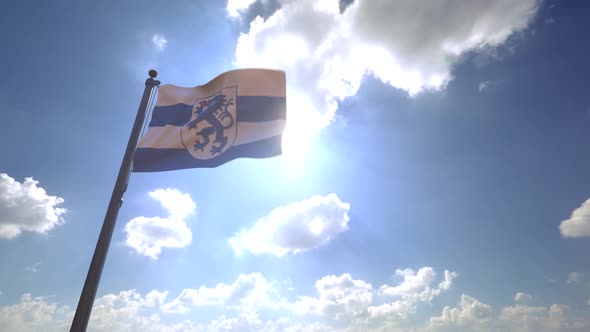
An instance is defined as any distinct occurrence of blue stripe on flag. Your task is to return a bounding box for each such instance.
[236,96,286,122]
[133,135,282,172]
[149,104,193,127]
[148,96,285,127]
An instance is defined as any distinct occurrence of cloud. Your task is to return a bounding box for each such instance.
[429,294,493,330]
[163,266,454,327]
[229,193,350,256]
[24,262,41,273]
[206,313,263,331]
[87,290,170,332]
[500,304,547,322]
[0,173,67,239]
[286,266,456,328]
[498,304,583,331]
[145,290,169,307]
[378,267,457,302]
[0,294,70,332]
[151,34,168,51]
[514,292,533,303]
[232,0,540,137]
[567,272,583,284]
[559,199,590,237]
[478,80,493,92]
[428,296,590,332]
[369,268,457,323]
[148,189,196,220]
[235,266,456,330]
[89,296,330,332]
[124,217,192,259]
[2,268,588,332]
[124,189,195,259]
[292,273,373,320]
[226,0,258,18]
[162,272,278,314]
[88,288,331,331]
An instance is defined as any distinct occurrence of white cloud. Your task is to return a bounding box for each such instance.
[429,298,588,332]
[514,292,533,303]
[145,290,168,307]
[567,272,583,284]
[283,266,457,330]
[264,319,333,332]
[162,266,454,327]
[559,199,590,237]
[124,217,192,259]
[24,262,41,273]
[226,0,258,18]
[478,80,493,92]
[229,193,350,256]
[2,268,588,332]
[378,267,457,302]
[151,34,168,51]
[124,189,195,259]
[162,272,277,314]
[292,273,373,320]
[429,294,493,330]
[233,0,540,144]
[86,288,331,332]
[500,303,547,322]
[0,173,67,239]
[207,312,263,331]
[87,290,169,332]
[0,294,70,332]
[369,267,457,323]
[498,303,584,331]
[148,189,196,219]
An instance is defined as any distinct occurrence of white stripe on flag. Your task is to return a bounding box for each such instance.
[156,69,286,107]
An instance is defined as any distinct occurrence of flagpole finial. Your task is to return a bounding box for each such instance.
[148,69,158,78]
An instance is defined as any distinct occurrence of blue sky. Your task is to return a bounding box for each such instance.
[1,0,590,331]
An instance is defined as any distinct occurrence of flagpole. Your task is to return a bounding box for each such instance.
[70,70,160,332]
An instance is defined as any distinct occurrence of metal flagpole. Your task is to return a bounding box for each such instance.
[70,70,160,332]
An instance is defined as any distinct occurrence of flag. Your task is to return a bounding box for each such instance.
[133,69,286,172]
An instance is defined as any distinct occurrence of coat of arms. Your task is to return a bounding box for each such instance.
[180,87,237,160]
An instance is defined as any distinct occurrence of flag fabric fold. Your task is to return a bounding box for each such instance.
[133,69,286,172]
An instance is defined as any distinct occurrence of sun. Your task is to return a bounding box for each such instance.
[280,93,324,164]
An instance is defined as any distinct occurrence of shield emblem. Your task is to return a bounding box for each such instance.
[180,87,238,160]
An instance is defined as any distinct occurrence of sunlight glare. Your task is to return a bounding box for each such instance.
[309,217,325,236]
[281,92,325,166]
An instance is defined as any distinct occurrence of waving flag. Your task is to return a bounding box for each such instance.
[133,69,286,172]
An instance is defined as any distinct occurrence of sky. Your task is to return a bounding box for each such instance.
[0,0,590,331]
